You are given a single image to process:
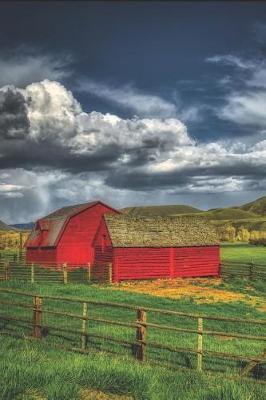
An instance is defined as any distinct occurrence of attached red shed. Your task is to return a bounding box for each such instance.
[26,201,118,266]
[93,215,220,282]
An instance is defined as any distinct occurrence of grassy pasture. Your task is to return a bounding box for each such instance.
[221,243,266,265]
[1,334,265,400]
[0,243,265,399]
[0,279,265,400]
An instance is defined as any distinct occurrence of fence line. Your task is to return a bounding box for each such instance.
[0,288,265,380]
[0,258,265,284]
[0,259,113,284]
[221,261,266,280]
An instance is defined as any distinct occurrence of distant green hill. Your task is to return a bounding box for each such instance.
[11,223,33,230]
[240,196,266,216]
[0,220,14,231]
[201,207,259,220]
[121,204,202,217]
[120,197,266,234]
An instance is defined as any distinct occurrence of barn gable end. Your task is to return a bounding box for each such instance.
[26,201,118,266]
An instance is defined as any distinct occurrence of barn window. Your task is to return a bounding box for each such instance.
[101,234,107,252]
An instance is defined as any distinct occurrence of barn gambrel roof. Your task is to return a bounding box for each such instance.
[26,201,115,248]
[104,215,219,247]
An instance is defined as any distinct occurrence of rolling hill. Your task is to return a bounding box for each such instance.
[240,196,266,216]
[11,223,34,230]
[200,207,259,220]
[121,197,266,219]
[0,219,14,231]
[121,204,202,216]
[120,197,266,234]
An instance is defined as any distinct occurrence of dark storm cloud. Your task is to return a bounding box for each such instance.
[105,159,266,192]
[0,139,122,172]
[105,170,192,191]
[0,87,30,139]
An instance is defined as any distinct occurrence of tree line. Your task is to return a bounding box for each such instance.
[215,223,266,244]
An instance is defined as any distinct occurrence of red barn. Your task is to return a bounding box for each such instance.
[26,201,118,266]
[93,215,220,282]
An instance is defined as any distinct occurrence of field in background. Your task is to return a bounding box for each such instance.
[0,230,29,251]
[221,243,266,264]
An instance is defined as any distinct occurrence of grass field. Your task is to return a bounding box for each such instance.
[0,277,265,400]
[0,243,265,399]
[221,243,266,264]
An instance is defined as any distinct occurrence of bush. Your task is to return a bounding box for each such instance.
[249,237,266,246]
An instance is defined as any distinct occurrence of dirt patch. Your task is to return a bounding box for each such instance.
[81,389,133,400]
[14,390,46,400]
[114,278,265,309]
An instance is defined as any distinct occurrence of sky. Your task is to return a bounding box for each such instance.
[1,1,266,223]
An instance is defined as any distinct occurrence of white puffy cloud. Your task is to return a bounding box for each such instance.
[0,79,191,160]
[24,80,82,141]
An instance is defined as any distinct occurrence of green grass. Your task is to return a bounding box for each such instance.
[0,280,265,399]
[1,335,265,400]
[121,204,202,216]
[0,243,266,398]
[221,243,266,265]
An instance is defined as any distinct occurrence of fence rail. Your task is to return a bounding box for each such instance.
[221,261,266,280]
[0,288,265,380]
[0,260,113,284]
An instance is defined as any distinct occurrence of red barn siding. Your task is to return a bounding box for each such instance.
[113,248,170,281]
[26,248,57,265]
[93,220,220,281]
[173,246,220,277]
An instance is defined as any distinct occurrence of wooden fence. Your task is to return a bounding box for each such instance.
[0,249,265,283]
[0,260,113,284]
[0,259,265,284]
[0,288,265,380]
[221,261,266,280]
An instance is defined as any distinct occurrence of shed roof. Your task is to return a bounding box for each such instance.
[104,215,219,248]
[26,201,114,248]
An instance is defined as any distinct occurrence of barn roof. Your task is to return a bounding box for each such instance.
[104,215,219,247]
[26,201,114,248]
[45,201,98,219]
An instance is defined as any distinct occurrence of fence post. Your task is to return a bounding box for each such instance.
[32,296,42,339]
[136,308,147,361]
[87,263,91,283]
[19,232,23,261]
[197,317,203,372]
[249,262,254,280]
[108,263,112,284]
[81,302,88,350]
[31,263,35,284]
[63,263,68,284]
[4,261,10,281]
